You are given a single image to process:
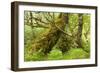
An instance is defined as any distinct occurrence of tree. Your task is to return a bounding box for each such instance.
[76,14,83,48]
[54,13,71,53]
[25,12,71,55]
[32,13,70,54]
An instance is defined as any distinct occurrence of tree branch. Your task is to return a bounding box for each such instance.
[42,13,52,23]
[54,23,72,37]
[26,23,49,28]
[31,17,49,24]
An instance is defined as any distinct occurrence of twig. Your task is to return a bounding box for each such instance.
[31,17,49,24]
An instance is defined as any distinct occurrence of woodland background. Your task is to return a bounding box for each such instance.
[24,11,90,61]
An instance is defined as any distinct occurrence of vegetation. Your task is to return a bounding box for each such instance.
[24,11,90,61]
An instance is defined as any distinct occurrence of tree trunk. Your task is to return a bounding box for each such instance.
[76,14,83,48]
[55,13,70,53]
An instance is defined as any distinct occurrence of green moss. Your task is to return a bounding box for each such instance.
[48,49,63,60]
[63,48,90,59]
[25,52,45,61]
[25,48,90,61]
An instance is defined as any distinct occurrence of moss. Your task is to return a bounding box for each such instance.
[25,51,45,61]
[48,49,63,60]
[25,48,90,61]
[63,48,90,59]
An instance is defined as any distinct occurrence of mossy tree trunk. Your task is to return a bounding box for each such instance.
[76,14,83,48]
[31,13,68,55]
[55,13,70,53]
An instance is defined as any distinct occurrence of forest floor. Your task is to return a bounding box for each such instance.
[24,48,90,61]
